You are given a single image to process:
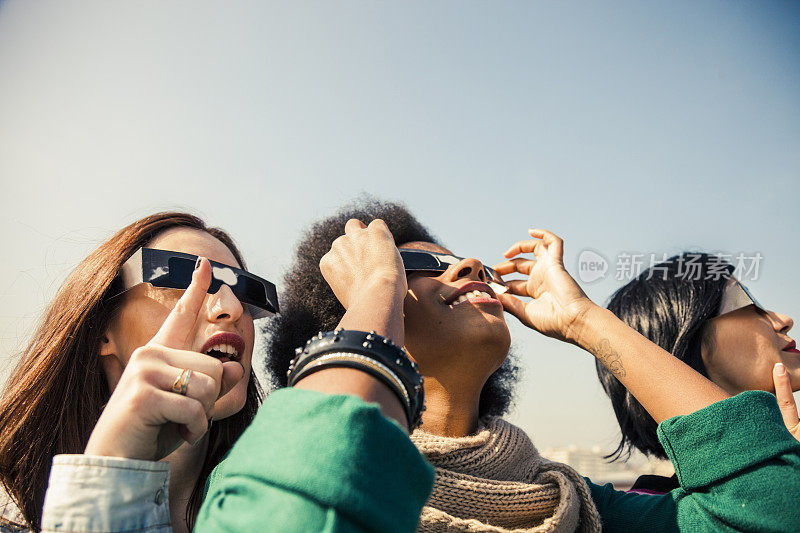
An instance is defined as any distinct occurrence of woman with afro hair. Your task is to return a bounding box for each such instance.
[265,198,800,533]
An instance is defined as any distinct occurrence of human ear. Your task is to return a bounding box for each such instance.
[699,322,719,380]
[98,329,126,390]
[99,331,118,358]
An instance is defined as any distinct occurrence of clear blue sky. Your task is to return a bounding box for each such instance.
[1,1,798,449]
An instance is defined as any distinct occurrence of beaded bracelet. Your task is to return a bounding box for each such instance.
[287,329,425,430]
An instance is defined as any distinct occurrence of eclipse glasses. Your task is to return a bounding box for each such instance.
[715,279,763,317]
[117,248,279,319]
[399,249,508,295]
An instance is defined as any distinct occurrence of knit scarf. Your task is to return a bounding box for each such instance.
[411,417,602,533]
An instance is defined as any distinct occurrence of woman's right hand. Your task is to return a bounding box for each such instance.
[319,218,407,310]
[318,217,406,358]
[85,258,242,461]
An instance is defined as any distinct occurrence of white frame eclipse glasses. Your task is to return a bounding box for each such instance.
[116,248,279,319]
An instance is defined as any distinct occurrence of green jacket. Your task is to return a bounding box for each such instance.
[588,390,800,532]
[197,388,434,532]
[198,389,800,532]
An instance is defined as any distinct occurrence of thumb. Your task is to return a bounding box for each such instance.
[218,361,246,399]
[498,293,531,327]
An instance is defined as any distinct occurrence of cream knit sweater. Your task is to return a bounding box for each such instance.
[411,417,602,533]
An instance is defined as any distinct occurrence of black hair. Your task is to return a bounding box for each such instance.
[596,253,734,460]
[265,198,519,418]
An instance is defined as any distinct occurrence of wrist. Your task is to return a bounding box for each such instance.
[287,330,425,430]
[361,273,407,299]
[343,275,407,344]
[564,301,607,347]
[84,435,120,459]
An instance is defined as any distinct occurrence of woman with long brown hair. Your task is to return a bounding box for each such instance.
[1,212,433,533]
[0,212,263,532]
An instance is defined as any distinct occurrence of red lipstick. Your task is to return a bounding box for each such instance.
[783,340,799,354]
[201,332,246,362]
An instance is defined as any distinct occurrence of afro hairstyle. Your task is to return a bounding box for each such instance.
[264,198,519,418]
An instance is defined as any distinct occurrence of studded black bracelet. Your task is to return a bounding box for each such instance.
[286,329,425,430]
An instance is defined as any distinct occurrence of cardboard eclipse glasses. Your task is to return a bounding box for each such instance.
[715,279,763,317]
[117,248,279,319]
[399,249,508,295]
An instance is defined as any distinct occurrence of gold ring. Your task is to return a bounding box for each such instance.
[171,369,193,395]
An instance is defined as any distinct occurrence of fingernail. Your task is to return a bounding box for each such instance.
[195,257,202,270]
[775,363,787,376]
[193,419,213,446]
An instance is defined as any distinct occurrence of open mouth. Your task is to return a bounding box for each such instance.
[201,332,245,362]
[783,340,799,354]
[445,282,501,308]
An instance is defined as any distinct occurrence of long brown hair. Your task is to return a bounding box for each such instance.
[0,212,263,531]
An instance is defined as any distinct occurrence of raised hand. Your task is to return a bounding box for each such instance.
[493,229,596,344]
[774,363,800,442]
[320,218,407,309]
[85,258,243,461]
[319,218,407,346]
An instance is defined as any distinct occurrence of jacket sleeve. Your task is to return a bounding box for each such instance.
[196,387,434,533]
[40,455,172,533]
[587,391,800,532]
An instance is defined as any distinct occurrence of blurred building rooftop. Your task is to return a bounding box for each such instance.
[541,445,674,491]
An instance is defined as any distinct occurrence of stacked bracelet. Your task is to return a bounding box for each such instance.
[286,329,425,430]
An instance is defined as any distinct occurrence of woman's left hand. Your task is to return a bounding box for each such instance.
[493,228,596,344]
[773,363,800,442]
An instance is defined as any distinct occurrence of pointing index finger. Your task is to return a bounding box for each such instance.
[149,257,212,349]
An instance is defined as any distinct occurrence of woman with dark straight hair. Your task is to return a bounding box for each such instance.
[596,253,798,493]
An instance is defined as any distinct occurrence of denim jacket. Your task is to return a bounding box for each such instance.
[44,455,171,533]
[1,456,173,533]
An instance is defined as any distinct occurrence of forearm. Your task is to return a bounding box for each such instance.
[297,276,409,429]
[572,305,728,423]
[337,276,406,345]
